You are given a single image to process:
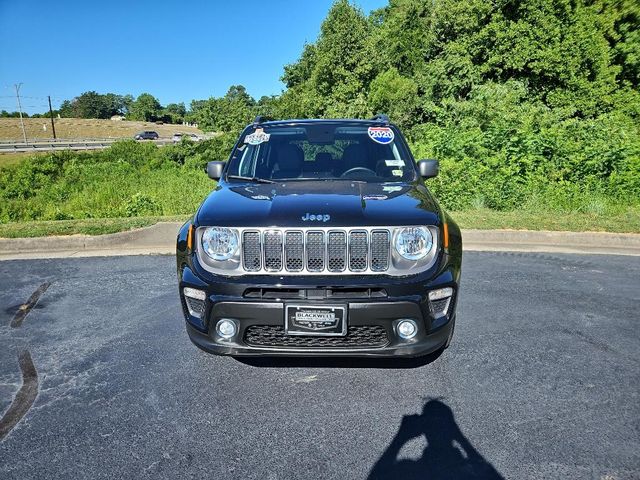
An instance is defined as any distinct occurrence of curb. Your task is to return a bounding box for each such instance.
[0,222,182,254]
[1,222,640,260]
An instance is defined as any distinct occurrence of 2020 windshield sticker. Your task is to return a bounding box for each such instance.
[367,126,394,145]
[244,129,271,145]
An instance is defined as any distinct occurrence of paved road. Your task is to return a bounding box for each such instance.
[0,253,638,479]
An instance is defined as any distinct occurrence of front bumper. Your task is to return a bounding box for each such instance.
[185,300,454,357]
[178,263,458,357]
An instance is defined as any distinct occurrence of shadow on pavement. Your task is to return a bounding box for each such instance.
[234,348,443,369]
[368,399,504,480]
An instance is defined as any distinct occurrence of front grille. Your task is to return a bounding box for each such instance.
[244,325,389,348]
[239,228,391,274]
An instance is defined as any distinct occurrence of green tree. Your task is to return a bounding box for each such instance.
[56,91,128,119]
[163,102,187,124]
[128,93,162,121]
[191,85,256,132]
[281,0,378,118]
[368,68,418,128]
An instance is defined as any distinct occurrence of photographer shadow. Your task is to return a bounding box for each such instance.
[368,400,504,480]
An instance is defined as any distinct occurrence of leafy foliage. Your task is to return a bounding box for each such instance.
[3,0,639,225]
[0,137,236,223]
[59,91,131,119]
[127,93,163,122]
[269,0,640,212]
[189,85,256,133]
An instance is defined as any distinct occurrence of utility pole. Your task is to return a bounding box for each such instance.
[48,95,57,139]
[14,83,27,143]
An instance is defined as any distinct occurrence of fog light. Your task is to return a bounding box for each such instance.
[216,319,237,339]
[397,319,418,339]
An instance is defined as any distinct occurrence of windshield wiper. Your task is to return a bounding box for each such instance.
[278,178,368,183]
[226,175,275,184]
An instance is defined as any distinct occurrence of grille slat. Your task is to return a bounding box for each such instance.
[306,231,325,272]
[371,230,390,272]
[328,231,347,272]
[242,231,261,271]
[263,231,283,271]
[244,325,389,348]
[349,231,368,272]
[285,231,304,272]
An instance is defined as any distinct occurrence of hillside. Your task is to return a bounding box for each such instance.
[0,118,203,141]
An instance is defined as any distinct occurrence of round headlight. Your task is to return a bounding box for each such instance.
[201,227,239,261]
[395,227,433,260]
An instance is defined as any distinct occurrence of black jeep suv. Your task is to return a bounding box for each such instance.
[176,116,462,357]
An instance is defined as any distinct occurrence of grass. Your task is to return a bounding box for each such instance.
[0,216,190,238]
[451,208,640,233]
[0,151,49,168]
[0,118,203,141]
[1,209,638,238]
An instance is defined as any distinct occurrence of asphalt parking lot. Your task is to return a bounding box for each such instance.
[0,252,638,479]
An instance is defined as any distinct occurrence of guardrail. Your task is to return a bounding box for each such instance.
[0,139,174,153]
[0,137,119,144]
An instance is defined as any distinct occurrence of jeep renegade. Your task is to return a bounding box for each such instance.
[176,115,462,357]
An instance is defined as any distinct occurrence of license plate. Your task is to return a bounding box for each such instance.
[285,305,347,336]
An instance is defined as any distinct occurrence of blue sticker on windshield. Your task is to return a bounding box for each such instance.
[368,127,394,145]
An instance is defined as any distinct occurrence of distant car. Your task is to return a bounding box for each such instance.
[173,133,202,143]
[134,131,159,140]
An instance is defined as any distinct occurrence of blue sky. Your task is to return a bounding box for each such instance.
[0,0,387,114]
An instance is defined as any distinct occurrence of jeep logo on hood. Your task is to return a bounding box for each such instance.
[301,213,330,222]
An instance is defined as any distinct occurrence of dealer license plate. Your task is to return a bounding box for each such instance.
[285,305,347,336]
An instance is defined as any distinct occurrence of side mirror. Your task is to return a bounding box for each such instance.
[418,159,439,179]
[206,161,225,180]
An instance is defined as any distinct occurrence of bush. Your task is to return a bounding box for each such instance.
[0,140,218,224]
[124,193,162,217]
[407,82,640,212]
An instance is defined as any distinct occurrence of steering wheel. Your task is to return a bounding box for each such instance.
[340,167,376,178]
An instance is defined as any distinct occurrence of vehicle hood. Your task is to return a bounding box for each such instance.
[196,181,441,228]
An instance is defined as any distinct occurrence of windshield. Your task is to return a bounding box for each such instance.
[226,123,417,182]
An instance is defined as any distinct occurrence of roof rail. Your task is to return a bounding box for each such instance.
[253,115,275,126]
[371,113,390,125]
